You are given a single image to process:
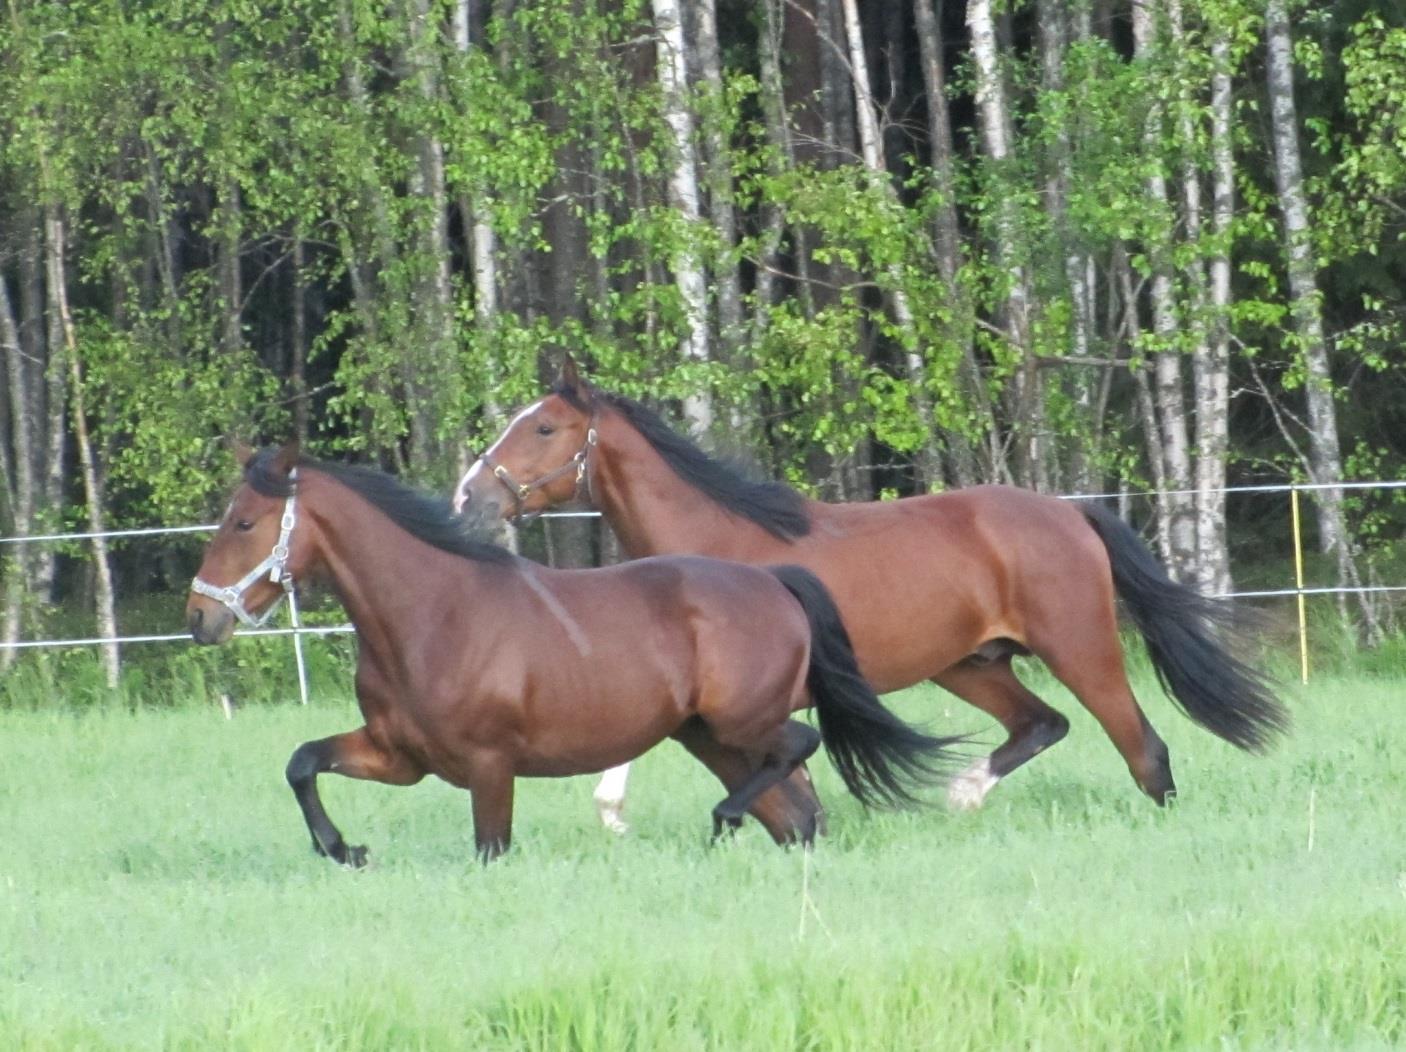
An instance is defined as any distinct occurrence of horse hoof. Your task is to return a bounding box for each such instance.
[947,759,999,811]
[711,813,744,841]
[342,844,369,869]
[596,802,629,836]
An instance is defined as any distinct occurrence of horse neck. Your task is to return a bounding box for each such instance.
[589,411,786,561]
[300,476,489,667]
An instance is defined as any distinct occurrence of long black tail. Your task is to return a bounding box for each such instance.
[769,565,963,808]
[1080,503,1289,751]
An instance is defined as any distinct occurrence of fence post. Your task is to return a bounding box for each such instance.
[288,592,310,705]
[1289,486,1310,684]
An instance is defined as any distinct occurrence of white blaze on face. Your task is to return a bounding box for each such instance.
[454,399,544,512]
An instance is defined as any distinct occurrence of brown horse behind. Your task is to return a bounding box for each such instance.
[186,445,959,864]
[454,360,1287,818]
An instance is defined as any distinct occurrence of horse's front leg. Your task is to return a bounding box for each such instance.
[285,726,424,868]
[469,754,516,863]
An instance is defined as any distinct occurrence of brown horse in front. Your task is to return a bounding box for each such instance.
[186,445,958,864]
[454,360,1287,822]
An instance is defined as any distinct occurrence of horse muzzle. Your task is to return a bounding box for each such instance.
[186,601,236,646]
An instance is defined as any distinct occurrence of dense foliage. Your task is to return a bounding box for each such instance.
[1,0,1404,653]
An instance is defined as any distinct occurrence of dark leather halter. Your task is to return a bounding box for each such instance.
[478,419,598,524]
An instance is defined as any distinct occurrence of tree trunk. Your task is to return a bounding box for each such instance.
[217,178,243,354]
[1133,0,1195,581]
[45,204,120,687]
[750,0,790,344]
[39,220,68,606]
[290,231,310,448]
[0,270,35,668]
[1039,0,1096,492]
[913,0,991,486]
[404,0,456,476]
[689,0,743,359]
[1264,0,1380,640]
[650,0,712,434]
[454,0,506,481]
[838,0,943,488]
[967,0,1041,489]
[1196,23,1234,596]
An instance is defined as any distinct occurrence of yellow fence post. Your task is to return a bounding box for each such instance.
[1290,486,1309,684]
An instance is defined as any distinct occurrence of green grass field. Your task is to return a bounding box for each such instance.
[2,667,1403,1051]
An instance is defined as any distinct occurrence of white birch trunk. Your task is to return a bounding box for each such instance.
[1133,0,1195,581]
[1038,0,1095,491]
[839,0,944,486]
[651,0,712,434]
[0,274,34,668]
[690,0,743,357]
[1264,0,1379,638]
[750,0,790,343]
[39,222,68,605]
[914,0,995,485]
[453,0,506,484]
[405,0,455,473]
[45,205,120,688]
[968,0,1041,488]
[1196,26,1235,596]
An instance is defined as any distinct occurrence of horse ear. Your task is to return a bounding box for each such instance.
[558,353,581,392]
[557,353,595,406]
[230,439,255,468]
[272,441,301,476]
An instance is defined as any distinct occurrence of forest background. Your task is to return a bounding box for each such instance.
[2,0,1405,687]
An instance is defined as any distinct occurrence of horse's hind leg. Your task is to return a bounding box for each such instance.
[593,764,632,835]
[934,658,1070,810]
[672,719,825,846]
[709,720,822,842]
[1038,636,1176,804]
[285,726,424,867]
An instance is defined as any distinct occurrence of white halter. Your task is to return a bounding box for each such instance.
[190,470,299,628]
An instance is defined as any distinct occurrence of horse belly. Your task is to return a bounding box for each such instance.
[511,666,696,778]
[807,567,997,692]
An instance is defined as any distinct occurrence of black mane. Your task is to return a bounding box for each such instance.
[557,386,811,541]
[245,449,517,566]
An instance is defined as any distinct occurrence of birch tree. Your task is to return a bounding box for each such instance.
[1196,11,1236,596]
[45,202,120,686]
[836,0,944,487]
[0,268,35,667]
[650,0,712,433]
[1132,0,1195,580]
[1264,0,1380,639]
[967,0,1041,488]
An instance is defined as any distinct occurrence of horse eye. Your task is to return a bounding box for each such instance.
[235,520,254,532]
[536,424,555,436]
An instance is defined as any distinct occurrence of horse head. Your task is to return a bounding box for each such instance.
[187,442,307,644]
[453,355,598,524]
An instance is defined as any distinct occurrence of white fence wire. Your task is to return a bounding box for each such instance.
[2,480,1402,702]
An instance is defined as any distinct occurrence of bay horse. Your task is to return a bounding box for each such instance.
[186,444,959,864]
[453,358,1287,829]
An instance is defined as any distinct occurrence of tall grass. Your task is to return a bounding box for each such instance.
[2,668,1403,1050]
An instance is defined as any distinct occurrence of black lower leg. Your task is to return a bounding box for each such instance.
[712,722,822,840]
[988,709,1071,780]
[286,740,367,868]
[1137,713,1176,805]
